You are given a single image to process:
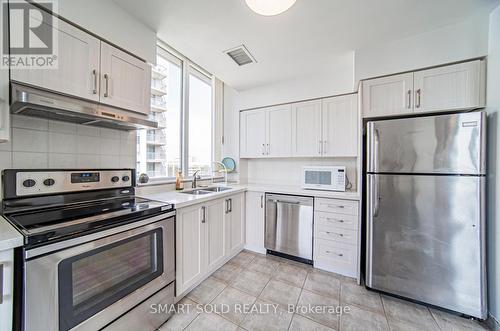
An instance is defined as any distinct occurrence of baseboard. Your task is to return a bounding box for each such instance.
[487,313,500,331]
[244,244,266,254]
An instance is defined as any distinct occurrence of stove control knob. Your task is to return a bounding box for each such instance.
[111,176,120,183]
[43,178,55,186]
[122,175,130,182]
[22,179,36,188]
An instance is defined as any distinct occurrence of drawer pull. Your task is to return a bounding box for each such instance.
[325,231,344,237]
[327,204,345,209]
[326,217,345,223]
[325,251,344,257]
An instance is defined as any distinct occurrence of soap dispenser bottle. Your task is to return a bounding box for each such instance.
[176,171,184,190]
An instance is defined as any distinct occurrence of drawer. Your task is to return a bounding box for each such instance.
[315,211,358,231]
[313,239,357,277]
[315,198,358,215]
[315,224,357,245]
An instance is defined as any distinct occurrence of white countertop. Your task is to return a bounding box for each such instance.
[244,183,360,200]
[139,186,248,208]
[139,183,359,209]
[0,216,23,251]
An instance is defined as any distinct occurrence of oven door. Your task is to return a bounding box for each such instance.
[23,214,175,331]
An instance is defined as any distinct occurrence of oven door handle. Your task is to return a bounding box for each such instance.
[25,211,175,259]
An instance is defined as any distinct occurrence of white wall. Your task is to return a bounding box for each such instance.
[354,11,490,82]
[222,84,247,183]
[236,51,355,110]
[487,4,500,324]
[49,0,157,63]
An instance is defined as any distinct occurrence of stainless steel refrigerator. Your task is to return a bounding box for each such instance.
[365,111,487,319]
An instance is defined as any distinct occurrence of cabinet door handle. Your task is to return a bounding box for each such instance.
[318,140,322,154]
[92,69,98,94]
[201,206,206,223]
[104,74,110,97]
[229,198,233,212]
[407,90,411,109]
[262,144,265,155]
[260,195,264,208]
[416,89,421,108]
[225,200,229,214]
[0,264,3,304]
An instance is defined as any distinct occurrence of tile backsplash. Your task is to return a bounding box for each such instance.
[0,114,136,172]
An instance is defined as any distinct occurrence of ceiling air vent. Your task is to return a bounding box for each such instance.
[224,45,256,66]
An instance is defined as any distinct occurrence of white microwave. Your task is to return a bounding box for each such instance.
[302,166,346,191]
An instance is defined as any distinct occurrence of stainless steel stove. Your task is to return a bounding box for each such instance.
[1,169,176,331]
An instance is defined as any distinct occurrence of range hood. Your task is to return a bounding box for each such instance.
[10,83,158,131]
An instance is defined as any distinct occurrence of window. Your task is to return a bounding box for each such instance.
[187,68,213,176]
[137,45,215,182]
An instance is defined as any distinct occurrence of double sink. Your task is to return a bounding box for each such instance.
[180,186,233,195]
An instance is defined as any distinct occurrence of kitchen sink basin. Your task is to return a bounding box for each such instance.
[180,189,212,195]
[202,186,232,192]
[180,186,232,195]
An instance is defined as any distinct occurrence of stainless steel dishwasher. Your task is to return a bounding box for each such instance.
[265,194,314,263]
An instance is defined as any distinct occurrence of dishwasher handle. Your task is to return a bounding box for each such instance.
[266,194,313,207]
[274,200,300,205]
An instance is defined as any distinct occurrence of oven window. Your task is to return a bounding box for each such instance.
[58,229,163,331]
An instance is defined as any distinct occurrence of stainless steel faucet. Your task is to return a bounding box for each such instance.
[192,170,201,188]
[212,161,228,186]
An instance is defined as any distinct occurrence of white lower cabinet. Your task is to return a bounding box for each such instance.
[0,249,14,331]
[244,191,266,254]
[313,198,360,278]
[206,199,226,271]
[176,193,245,297]
[225,193,245,255]
[176,203,206,295]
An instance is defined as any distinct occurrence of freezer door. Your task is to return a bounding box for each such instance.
[367,112,486,174]
[366,174,487,318]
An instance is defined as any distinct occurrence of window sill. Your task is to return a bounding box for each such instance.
[137,176,224,187]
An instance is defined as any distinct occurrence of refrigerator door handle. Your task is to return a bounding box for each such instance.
[366,174,374,286]
[373,175,380,217]
[373,128,380,173]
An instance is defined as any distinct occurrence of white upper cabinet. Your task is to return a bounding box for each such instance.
[10,13,101,102]
[362,73,414,118]
[291,100,322,157]
[9,1,151,115]
[240,109,267,158]
[413,61,484,113]
[100,43,151,115]
[266,105,292,157]
[240,95,359,159]
[321,95,358,157]
[362,60,485,118]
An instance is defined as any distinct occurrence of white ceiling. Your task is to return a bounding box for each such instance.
[113,0,499,90]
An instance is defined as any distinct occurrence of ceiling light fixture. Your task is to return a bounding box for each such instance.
[245,0,297,16]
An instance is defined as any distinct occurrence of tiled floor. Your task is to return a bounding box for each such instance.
[159,250,491,331]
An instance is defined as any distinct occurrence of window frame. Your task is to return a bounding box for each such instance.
[139,43,215,185]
